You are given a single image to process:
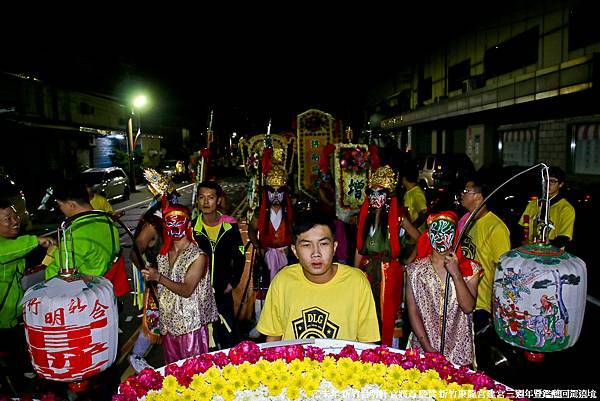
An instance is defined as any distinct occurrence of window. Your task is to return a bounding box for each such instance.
[448,59,471,92]
[485,27,539,79]
[418,77,432,104]
[501,129,537,167]
[572,123,600,175]
[569,1,600,51]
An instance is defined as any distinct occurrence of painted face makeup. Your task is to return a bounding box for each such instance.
[428,219,456,253]
[268,190,284,204]
[368,188,388,209]
[164,214,189,239]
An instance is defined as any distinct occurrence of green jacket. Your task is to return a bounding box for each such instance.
[0,235,37,328]
[45,214,120,279]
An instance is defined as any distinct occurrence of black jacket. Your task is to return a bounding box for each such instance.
[192,215,246,303]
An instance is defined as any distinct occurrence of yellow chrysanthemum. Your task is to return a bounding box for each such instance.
[286,385,302,400]
[290,373,305,389]
[306,368,322,383]
[230,377,244,391]
[321,356,336,369]
[337,357,353,371]
[422,369,441,381]
[237,362,251,376]
[180,388,196,401]
[144,392,160,401]
[162,375,179,391]
[304,381,320,397]
[277,372,291,386]
[372,362,387,376]
[242,375,258,391]
[221,364,237,380]
[204,366,221,382]
[250,366,266,382]
[270,359,287,373]
[405,368,421,382]
[358,361,373,375]
[288,359,304,372]
[268,382,283,396]
[157,388,177,401]
[209,376,227,394]
[189,374,206,390]
[355,373,370,388]
[221,384,237,401]
[332,376,348,391]
[401,380,419,391]
[190,382,214,401]
[323,367,339,382]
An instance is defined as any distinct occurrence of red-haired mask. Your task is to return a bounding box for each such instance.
[164,211,190,239]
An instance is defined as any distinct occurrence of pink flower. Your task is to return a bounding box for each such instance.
[164,363,181,378]
[284,345,305,362]
[470,372,495,390]
[305,346,325,361]
[229,341,261,364]
[262,346,287,361]
[338,345,359,361]
[212,351,230,367]
[136,368,163,390]
[360,348,381,363]
[116,383,139,401]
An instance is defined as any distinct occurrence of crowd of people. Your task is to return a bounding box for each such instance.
[0,161,576,396]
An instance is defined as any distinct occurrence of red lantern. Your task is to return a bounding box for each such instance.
[21,276,118,382]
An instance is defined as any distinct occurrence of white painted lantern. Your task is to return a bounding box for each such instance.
[21,276,118,382]
[493,244,587,352]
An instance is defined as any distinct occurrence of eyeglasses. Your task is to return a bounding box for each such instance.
[461,189,480,195]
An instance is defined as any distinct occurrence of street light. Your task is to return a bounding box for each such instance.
[127,94,148,192]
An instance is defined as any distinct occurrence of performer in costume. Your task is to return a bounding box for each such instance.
[354,165,420,346]
[406,211,482,367]
[248,166,294,282]
[248,165,294,338]
[141,202,219,363]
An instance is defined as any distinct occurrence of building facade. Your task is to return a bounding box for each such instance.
[368,0,600,184]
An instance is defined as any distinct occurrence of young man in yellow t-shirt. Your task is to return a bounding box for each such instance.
[459,178,510,370]
[518,166,575,249]
[401,168,428,232]
[257,213,380,343]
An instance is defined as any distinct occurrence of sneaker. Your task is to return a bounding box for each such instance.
[248,327,261,339]
[129,354,152,373]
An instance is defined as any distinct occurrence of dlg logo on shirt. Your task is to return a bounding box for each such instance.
[461,234,476,260]
[292,306,340,339]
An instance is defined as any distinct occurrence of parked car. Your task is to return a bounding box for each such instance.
[80,167,130,202]
[0,174,32,231]
[418,153,476,190]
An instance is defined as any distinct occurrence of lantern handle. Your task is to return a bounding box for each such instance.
[439,162,549,355]
[56,210,144,277]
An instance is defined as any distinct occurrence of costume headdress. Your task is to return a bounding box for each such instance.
[265,166,287,190]
[368,165,397,191]
[144,168,176,198]
[159,200,195,255]
[427,211,458,226]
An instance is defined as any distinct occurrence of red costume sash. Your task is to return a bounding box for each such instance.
[257,192,293,248]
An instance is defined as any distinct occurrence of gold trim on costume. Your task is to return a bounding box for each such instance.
[265,166,286,189]
[369,165,397,191]
[164,210,189,219]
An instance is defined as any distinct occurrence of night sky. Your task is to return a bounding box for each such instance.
[2,2,499,135]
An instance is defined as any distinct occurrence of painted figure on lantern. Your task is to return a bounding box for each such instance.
[493,245,584,353]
